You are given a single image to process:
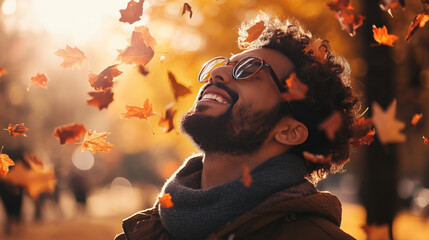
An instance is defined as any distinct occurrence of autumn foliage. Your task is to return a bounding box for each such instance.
[88,65,122,92]
[53,123,87,145]
[55,45,87,69]
[119,0,144,24]
[5,123,29,137]
[81,130,113,154]
[159,193,174,208]
[0,148,15,177]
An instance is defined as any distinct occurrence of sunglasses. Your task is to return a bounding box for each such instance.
[198,56,287,92]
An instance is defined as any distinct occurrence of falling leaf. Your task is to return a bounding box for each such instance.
[168,71,192,101]
[379,0,405,17]
[181,3,193,18]
[81,130,113,154]
[117,26,155,66]
[350,118,376,147]
[423,136,429,145]
[119,0,144,24]
[411,113,423,126]
[0,147,14,177]
[244,20,265,43]
[55,45,86,69]
[138,65,149,76]
[5,123,29,137]
[326,0,352,12]
[28,73,48,90]
[87,90,114,110]
[362,224,390,240]
[134,25,157,49]
[303,151,332,164]
[158,103,177,133]
[0,68,6,77]
[372,25,398,47]
[4,160,55,199]
[88,64,122,92]
[121,98,157,120]
[327,0,365,37]
[406,10,429,41]
[53,123,87,145]
[303,38,328,64]
[372,100,406,144]
[318,111,343,141]
[158,193,174,208]
[281,73,308,101]
[240,164,252,188]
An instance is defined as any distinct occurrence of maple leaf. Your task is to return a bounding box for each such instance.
[4,159,55,199]
[372,25,398,47]
[168,71,192,101]
[303,38,328,64]
[5,123,29,137]
[119,0,144,24]
[318,111,343,141]
[158,103,177,133]
[303,151,332,164]
[423,136,429,145]
[181,3,193,19]
[159,193,174,208]
[55,45,87,69]
[0,68,6,77]
[0,147,15,177]
[53,123,87,145]
[121,98,157,120]
[281,73,308,101]
[28,73,48,90]
[411,113,423,126]
[372,100,406,144]
[405,10,429,42]
[350,118,376,147]
[244,20,266,43]
[240,164,252,188]
[327,0,365,37]
[134,25,157,49]
[81,130,113,154]
[87,90,114,110]
[379,0,405,17]
[117,27,155,66]
[88,64,122,92]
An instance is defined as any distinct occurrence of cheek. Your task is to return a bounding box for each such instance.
[238,86,281,111]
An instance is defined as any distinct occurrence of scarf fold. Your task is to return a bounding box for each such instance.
[158,153,307,240]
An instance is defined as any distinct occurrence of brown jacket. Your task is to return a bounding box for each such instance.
[115,182,355,240]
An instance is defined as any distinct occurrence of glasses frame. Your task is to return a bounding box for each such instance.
[198,56,287,92]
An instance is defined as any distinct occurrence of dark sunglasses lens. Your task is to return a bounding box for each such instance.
[234,58,263,79]
[198,58,227,82]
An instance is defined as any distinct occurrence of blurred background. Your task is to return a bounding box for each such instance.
[0,0,429,239]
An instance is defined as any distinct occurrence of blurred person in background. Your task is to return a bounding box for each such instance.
[116,13,357,240]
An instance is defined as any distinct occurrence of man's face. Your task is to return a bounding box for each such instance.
[181,48,295,154]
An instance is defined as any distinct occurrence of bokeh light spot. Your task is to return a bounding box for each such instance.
[72,148,95,171]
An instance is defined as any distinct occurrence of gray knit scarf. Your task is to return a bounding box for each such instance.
[158,153,307,240]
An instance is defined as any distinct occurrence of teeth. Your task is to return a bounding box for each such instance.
[202,93,228,104]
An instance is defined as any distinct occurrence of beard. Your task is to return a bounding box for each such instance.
[180,101,284,155]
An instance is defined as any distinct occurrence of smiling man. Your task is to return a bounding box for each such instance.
[116,14,357,240]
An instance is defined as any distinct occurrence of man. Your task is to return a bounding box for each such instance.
[116,14,357,240]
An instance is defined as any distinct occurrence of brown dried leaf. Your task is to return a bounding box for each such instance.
[372,100,406,144]
[81,130,113,154]
[372,25,398,47]
[53,123,87,145]
[168,71,192,101]
[411,113,423,126]
[87,90,114,110]
[303,38,328,64]
[88,64,122,91]
[121,98,157,120]
[181,3,193,19]
[117,27,155,66]
[281,73,308,101]
[318,111,343,141]
[244,20,265,43]
[55,45,86,69]
[5,123,29,137]
[119,0,144,24]
[240,164,252,188]
[159,193,174,208]
[327,0,352,12]
[406,10,429,42]
[158,103,177,133]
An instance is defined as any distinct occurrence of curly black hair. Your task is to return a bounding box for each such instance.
[238,13,358,182]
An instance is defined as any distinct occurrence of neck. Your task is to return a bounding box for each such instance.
[201,144,289,189]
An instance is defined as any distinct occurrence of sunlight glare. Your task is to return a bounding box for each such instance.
[2,0,16,15]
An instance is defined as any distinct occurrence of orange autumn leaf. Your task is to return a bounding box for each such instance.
[327,0,365,37]
[121,98,157,120]
[29,73,48,89]
[119,0,144,24]
[5,123,29,137]
[159,193,174,208]
[81,130,113,154]
[372,25,398,47]
[318,111,343,141]
[181,3,193,18]
[241,164,252,188]
[372,100,406,144]
[303,38,328,64]
[4,159,55,199]
[406,10,429,42]
[281,73,308,101]
[0,147,15,177]
[411,113,423,126]
[87,90,114,110]
[55,45,87,69]
[303,151,332,164]
[117,26,155,66]
[158,103,177,133]
[423,136,429,145]
[53,123,87,145]
[168,71,192,101]
[88,64,122,92]
[0,68,6,77]
[244,20,266,43]
[350,118,376,147]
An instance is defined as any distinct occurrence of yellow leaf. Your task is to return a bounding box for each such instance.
[0,150,15,177]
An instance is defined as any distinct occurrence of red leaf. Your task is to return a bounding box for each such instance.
[372,25,398,47]
[117,26,155,66]
[411,113,423,126]
[168,71,192,101]
[327,0,352,12]
[423,136,429,145]
[240,164,252,188]
[88,64,122,92]
[318,111,343,141]
[119,0,144,24]
[406,10,429,42]
[327,0,365,37]
[244,20,266,43]
[5,123,29,137]
[181,3,193,19]
[87,90,114,110]
[159,193,174,208]
[281,73,308,101]
[29,73,48,89]
[350,118,376,147]
[53,123,87,145]
[158,103,177,133]
[55,45,86,69]
[303,151,332,164]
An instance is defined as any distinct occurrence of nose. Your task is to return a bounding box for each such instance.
[208,65,233,84]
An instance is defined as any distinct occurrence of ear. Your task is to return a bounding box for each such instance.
[273,117,308,146]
